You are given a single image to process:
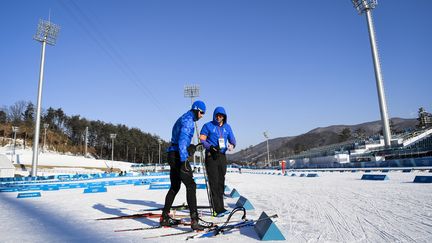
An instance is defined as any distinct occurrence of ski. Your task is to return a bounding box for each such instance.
[142,228,198,239]
[140,203,212,212]
[185,214,278,240]
[115,222,191,232]
[114,218,250,232]
[141,206,247,239]
[96,212,189,221]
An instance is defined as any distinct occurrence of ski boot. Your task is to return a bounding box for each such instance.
[159,212,181,227]
[191,212,213,231]
[213,208,230,217]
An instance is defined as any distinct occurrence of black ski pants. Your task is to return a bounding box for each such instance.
[205,151,227,214]
[162,151,197,217]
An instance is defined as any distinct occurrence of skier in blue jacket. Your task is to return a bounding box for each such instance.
[200,106,236,217]
[161,100,213,230]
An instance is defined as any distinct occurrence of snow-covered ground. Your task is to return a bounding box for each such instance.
[1,145,135,175]
[0,148,432,242]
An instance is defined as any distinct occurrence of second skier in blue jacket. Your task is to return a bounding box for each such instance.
[200,106,236,216]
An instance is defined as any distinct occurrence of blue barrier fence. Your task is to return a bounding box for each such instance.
[0,175,201,193]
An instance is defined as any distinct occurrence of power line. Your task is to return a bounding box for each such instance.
[58,0,164,112]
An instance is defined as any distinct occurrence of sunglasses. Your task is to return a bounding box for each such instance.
[199,110,205,115]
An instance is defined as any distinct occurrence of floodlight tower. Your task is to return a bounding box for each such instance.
[263,131,270,167]
[352,0,391,147]
[31,19,60,176]
[184,85,200,165]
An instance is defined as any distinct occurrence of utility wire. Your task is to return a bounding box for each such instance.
[58,0,164,112]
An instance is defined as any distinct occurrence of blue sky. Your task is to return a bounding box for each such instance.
[1,0,431,150]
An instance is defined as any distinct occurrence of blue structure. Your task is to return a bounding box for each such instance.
[413,176,432,183]
[83,186,107,193]
[17,192,41,198]
[149,184,171,190]
[254,211,285,241]
[229,188,240,198]
[361,174,389,181]
[235,196,254,210]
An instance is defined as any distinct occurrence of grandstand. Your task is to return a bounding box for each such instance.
[280,127,432,169]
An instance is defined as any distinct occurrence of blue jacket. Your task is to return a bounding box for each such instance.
[167,110,196,162]
[200,107,236,154]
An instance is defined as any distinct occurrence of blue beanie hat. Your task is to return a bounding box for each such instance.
[191,100,206,113]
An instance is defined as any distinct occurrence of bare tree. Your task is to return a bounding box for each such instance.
[8,101,28,125]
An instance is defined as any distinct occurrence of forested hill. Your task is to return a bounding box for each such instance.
[0,101,167,163]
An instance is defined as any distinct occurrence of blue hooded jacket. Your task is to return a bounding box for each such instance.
[200,107,236,154]
[167,110,196,162]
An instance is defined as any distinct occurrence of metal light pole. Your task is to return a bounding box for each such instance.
[43,123,49,152]
[263,131,270,167]
[184,84,200,166]
[12,126,19,163]
[31,19,60,176]
[84,126,88,157]
[352,0,391,147]
[158,139,162,171]
[110,134,117,162]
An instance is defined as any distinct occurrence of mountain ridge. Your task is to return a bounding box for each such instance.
[228,117,418,163]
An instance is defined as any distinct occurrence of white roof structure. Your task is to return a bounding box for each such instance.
[0,155,14,169]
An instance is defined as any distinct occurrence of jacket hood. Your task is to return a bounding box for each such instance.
[212,106,227,125]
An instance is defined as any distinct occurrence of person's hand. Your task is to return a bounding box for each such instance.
[187,144,197,156]
[181,160,192,173]
[209,145,219,160]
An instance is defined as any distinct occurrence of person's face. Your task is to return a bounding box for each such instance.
[197,110,205,120]
[216,114,224,123]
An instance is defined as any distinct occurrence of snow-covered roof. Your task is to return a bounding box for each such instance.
[0,155,14,169]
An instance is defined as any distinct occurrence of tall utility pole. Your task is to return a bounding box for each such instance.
[31,19,60,176]
[110,133,117,168]
[12,126,19,163]
[158,139,162,167]
[84,126,88,157]
[184,84,200,166]
[263,131,270,167]
[43,123,49,152]
[352,0,391,147]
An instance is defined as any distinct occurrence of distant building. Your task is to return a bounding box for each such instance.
[418,107,432,128]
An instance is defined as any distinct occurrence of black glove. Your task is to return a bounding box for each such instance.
[209,145,220,160]
[181,161,192,173]
[187,144,197,156]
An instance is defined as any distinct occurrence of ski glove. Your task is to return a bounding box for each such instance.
[181,160,192,173]
[209,145,220,160]
[187,143,203,156]
[187,144,197,157]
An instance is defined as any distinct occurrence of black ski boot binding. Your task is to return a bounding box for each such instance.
[191,212,213,231]
[160,212,181,227]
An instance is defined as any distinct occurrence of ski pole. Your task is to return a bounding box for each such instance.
[194,121,214,215]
